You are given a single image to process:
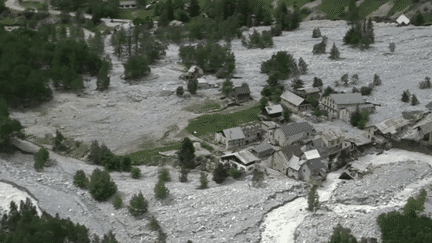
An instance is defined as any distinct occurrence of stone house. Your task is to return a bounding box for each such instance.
[251,142,274,158]
[297,87,321,100]
[320,93,366,119]
[365,116,411,143]
[242,124,263,145]
[314,128,350,157]
[264,104,283,118]
[340,104,375,124]
[220,150,260,173]
[119,0,137,9]
[280,91,310,112]
[273,122,315,147]
[261,121,279,141]
[270,145,303,177]
[414,120,432,145]
[214,127,246,149]
[298,149,327,182]
[232,84,251,103]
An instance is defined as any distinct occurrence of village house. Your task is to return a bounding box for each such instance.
[340,104,375,124]
[414,120,432,145]
[314,127,351,157]
[320,93,366,119]
[297,87,321,100]
[119,0,137,9]
[396,14,410,26]
[273,122,315,146]
[264,104,283,118]
[214,127,245,149]
[232,84,251,103]
[261,121,279,142]
[280,90,311,112]
[242,124,263,145]
[251,142,274,158]
[365,116,411,143]
[270,146,326,182]
[220,150,260,173]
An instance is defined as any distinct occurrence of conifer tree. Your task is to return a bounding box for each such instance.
[178,137,196,169]
[329,42,340,60]
[351,74,359,85]
[411,94,419,106]
[298,57,308,75]
[341,73,349,86]
[401,91,410,103]
[313,77,323,87]
[373,74,382,86]
[389,42,396,53]
[367,18,374,43]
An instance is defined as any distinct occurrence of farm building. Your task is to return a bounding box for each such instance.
[264,104,283,118]
[297,87,321,100]
[320,93,366,119]
[214,127,246,149]
[232,84,251,103]
[242,124,263,144]
[251,142,274,158]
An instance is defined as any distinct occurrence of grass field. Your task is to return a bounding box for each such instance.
[183,99,222,114]
[0,18,17,25]
[387,0,413,17]
[357,0,387,19]
[126,142,181,164]
[118,8,154,20]
[185,105,261,137]
[319,0,350,19]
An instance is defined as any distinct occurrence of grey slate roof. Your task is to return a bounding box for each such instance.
[265,104,283,115]
[280,145,303,161]
[330,93,365,105]
[119,0,137,4]
[223,127,245,141]
[252,143,274,154]
[279,122,314,137]
[306,159,325,172]
[233,85,250,95]
[281,91,305,106]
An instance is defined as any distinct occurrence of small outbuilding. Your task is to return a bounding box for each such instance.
[119,0,137,9]
[264,104,283,118]
[251,142,274,158]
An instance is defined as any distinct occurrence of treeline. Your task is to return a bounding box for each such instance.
[50,0,121,19]
[0,198,119,242]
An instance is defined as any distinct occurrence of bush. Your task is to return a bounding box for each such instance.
[158,167,171,182]
[113,194,122,209]
[129,191,148,217]
[212,163,229,184]
[34,147,49,170]
[251,170,264,188]
[198,171,208,189]
[329,223,359,243]
[313,77,323,87]
[176,86,184,96]
[389,42,396,53]
[298,57,308,75]
[401,90,410,103]
[149,217,161,231]
[188,79,198,94]
[131,167,141,179]
[351,74,359,85]
[154,180,169,199]
[179,166,188,182]
[241,29,273,49]
[123,55,151,80]
[411,11,425,26]
[261,51,299,80]
[329,42,340,60]
[270,24,282,36]
[312,27,321,38]
[312,36,327,54]
[352,87,359,93]
[373,74,382,86]
[360,86,373,96]
[73,170,89,189]
[89,168,117,201]
[411,94,420,106]
[229,168,242,179]
[419,77,431,89]
[323,86,336,97]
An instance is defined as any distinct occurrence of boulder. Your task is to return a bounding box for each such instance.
[169,20,184,27]
[145,4,152,10]
[10,138,40,154]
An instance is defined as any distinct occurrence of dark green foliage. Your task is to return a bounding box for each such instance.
[54,129,64,151]
[89,140,102,164]
[189,0,201,17]
[360,86,372,96]
[241,29,273,49]
[158,167,171,182]
[312,27,321,38]
[313,36,327,54]
[329,42,340,60]
[222,79,234,97]
[74,170,89,189]
[113,195,122,209]
[139,31,168,64]
[230,168,242,179]
[59,11,71,24]
[198,172,208,189]
[401,91,410,103]
[329,223,359,243]
[351,74,359,85]
[343,19,374,49]
[0,198,117,243]
[411,94,420,106]
[274,1,302,31]
[96,60,110,91]
[412,11,425,26]
[350,105,369,129]
[307,184,319,211]
[323,86,336,97]
[251,170,264,188]
[149,217,161,231]
[129,191,148,217]
[389,42,396,53]
[298,57,308,75]
[212,163,229,184]
[179,166,188,182]
[261,51,299,80]
[283,108,291,122]
[419,77,431,89]
[347,0,359,22]
[341,73,349,86]
[270,24,282,36]
[176,86,184,96]
[290,78,304,93]
[178,137,196,169]
[154,180,169,199]
[377,189,431,243]
[188,79,198,94]
[123,55,151,80]
[34,147,49,170]
[313,77,323,88]
[373,74,382,86]
[131,167,141,179]
[352,87,359,93]
[88,30,105,57]
[313,109,328,117]
[89,168,117,201]
[259,97,268,111]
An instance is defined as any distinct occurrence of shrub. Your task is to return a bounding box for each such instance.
[198,172,208,189]
[270,24,282,36]
[373,74,382,86]
[341,73,349,86]
[230,168,242,179]
[313,109,328,117]
[312,27,321,38]
[419,77,431,89]
[34,147,49,170]
[401,91,410,103]
[131,167,141,179]
[154,180,169,199]
[179,166,188,182]
[329,223,359,243]
[188,79,198,94]
[411,11,424,26]
[251,170,265,188]
[360,86,373,96]
[298,57,308,75]
[241,29,273,49]
[323,86,336,97]
[149,217,161,231]
[312,38,326,54]
[129,191,148,217]
[313,77,323,87]
[389,42,396,53]
[351,74,359,85]
[123,55,151,80]
[261,51,299,80]
[411,94,420,106]
[89,168,117,201]
[113,194,122,209]
[176,86,184,96]
[352,87,359,93]
[158,167,171,182]
[212,163,229,184]
[329,42,340,60]
[73,170,89,189]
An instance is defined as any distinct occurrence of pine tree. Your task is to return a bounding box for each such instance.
[350,105,362,127]
[189,0,201,17]
[373,74,382,86]
[411,94,419,106]
[351,74,359,85]
[96,61,110,91]
[298,57,308,75]
[212,163,229,184]
[341,73,349,86]
[329,42,340,60]
[401,91,410,103]
[198,172,208,189]
[128,191,148,217]
[178,137,196,169]
[389,42,396,53]
[312,27,321,38]
[367,18,374,43]
[290,78,304,93]
[313,77,323,87]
